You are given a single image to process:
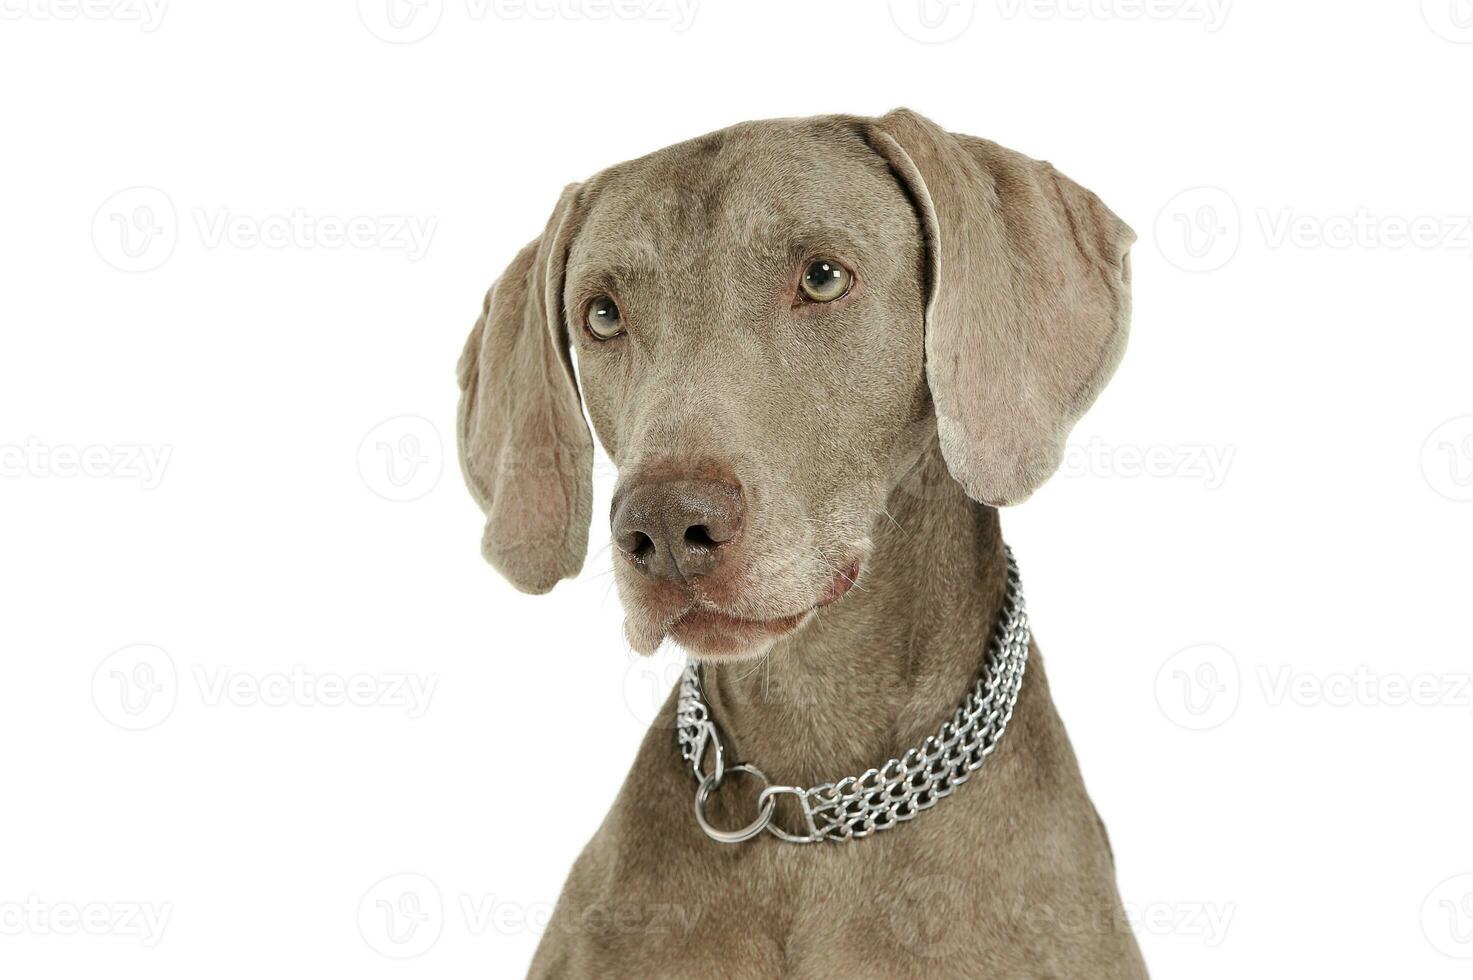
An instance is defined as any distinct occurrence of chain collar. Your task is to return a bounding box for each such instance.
[675,547,1030,844]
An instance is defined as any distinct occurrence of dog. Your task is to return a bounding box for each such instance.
[457,108,1147,978]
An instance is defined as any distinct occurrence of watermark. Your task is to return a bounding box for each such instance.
[92,187,436,271]
[92,186,177,273]
[92,644,178,731]
[996,0,1230,32]
[358,873,443,959]
[194,208,435,260]
[1157,186,1473,272]
[1259,208,1473,255]
[1422,0,1473,43]
[1154,186,1241,273]
[1259,665,1473,712]
[1124,900,1234,947]
[884,873,1233,958]
[357,0,697,43]
[460,894,701,939]
[1012,898,1234,947]
[0,437,172,489]
[357,415,444,502]
[193,665,437,718]
[1422,415,1473,502]
[0,896,173,947]
[1157,646,1473,729]
[0,0,167,30]
[889,0,976,43]
[1058,438,1235,489]
[357,873,701,959]
[1423,873,1473,959]
[92,645,438,729]
[623,651,685,728]
[1154,644,1240,731]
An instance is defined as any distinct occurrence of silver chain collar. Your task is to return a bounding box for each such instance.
[675,547,1030,844]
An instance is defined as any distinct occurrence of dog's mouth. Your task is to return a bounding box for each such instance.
[664,558,862,660]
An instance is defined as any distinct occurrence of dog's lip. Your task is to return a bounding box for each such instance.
[667,558,863,655]
[815,557,862,607]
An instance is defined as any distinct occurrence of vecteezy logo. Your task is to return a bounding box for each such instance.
[1421,416,1473,502]
[357,0,443,42]
[357,415,444,502]
[1154,186,1241,273]
[92,644,179,730]
[622,651,686,729]
[889,0,976,42]
[1423,0,1473,43]
[92,186,178,273]
[885,873,972,958]
[1154,644,1240,730]
[1422,873,1473,958]
[358,873,443,958]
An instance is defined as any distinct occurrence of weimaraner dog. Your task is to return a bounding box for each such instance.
[457,108,1147,978]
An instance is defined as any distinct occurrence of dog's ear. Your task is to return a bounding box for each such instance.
[865,108,1135,506]
[456,184,592,593]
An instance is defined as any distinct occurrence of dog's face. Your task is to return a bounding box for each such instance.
[457,109,1134,660]
[569,119,930,657]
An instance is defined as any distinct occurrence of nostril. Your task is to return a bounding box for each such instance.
[683,524,718,549]
[621,530,655,560]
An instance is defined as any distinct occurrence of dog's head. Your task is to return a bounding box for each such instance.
[457,109,1133,659]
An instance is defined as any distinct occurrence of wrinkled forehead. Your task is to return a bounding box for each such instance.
[568,118,909,275]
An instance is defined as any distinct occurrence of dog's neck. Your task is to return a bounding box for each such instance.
[701,446,1015,787]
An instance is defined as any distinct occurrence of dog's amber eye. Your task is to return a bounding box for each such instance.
[585,295,623,340]
[799,258,852,303]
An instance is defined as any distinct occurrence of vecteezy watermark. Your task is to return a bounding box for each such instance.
[883,872,1234,957]
[193,208,436,261]
[0,0,167,30]
[1423,873,1473,959]
[1258,665,1473,712]
[357,0,698,43]
[889,0,976,43]
[92,187,436,271]
[92,645,438,729]
[1258,208,1473,255]
[358,873,701,959]
[1154,186,1241,273]
[1124,900,1235,947]
[1422,0,1473,43]
[192,666,437,717]
[1157,186,1473,272]
[1157,647,1473,730]
[92,644,179,731]
[995,0,1231,32]
[358,873,443,959]
[1009,897,1235,947]
[357,0,444,42]
[1058,438,1235,489]
[0,896,173,947]
[1421,415,1473,502]
[92,186,177,273]
[0,437,172,489]
[623,651,686,729]
[1154,644,1240,730]
[357,415,444,502]
[459,894,702,939]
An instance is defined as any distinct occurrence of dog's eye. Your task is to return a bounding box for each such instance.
[798,258,852,303]
[585,295,623,340]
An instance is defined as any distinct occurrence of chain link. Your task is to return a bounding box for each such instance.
[677,546,1030,844]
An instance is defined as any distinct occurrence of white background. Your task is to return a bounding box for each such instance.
[2,1,1471,977]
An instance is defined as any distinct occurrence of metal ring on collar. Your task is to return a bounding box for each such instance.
[693,763,774,844]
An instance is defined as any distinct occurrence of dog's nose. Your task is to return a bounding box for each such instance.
[611,479,744,582]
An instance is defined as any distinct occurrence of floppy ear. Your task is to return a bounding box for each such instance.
[865,108,1135,506]
[456,184,593,594]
